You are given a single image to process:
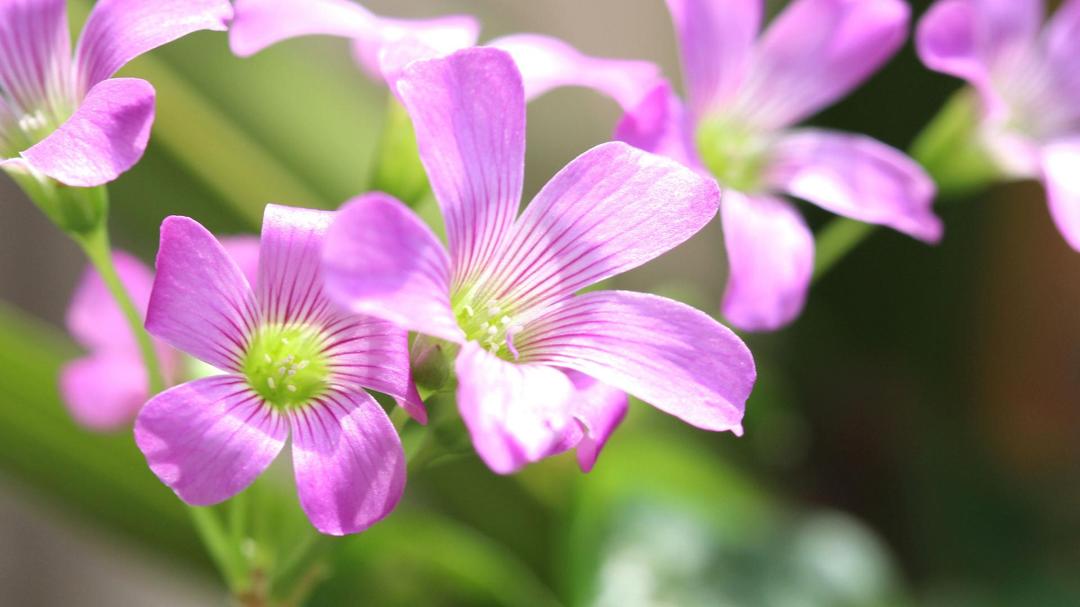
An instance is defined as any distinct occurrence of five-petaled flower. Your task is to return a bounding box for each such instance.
[918,0,1080,251]
[0,0,231,186]
[135,205,422,535]
[616,0,944,332]
[322,48,756,474]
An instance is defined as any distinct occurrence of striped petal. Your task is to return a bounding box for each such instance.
[256,204,335,326]
[614,81,707,174]
[0,0,70,122]
[559,370,628,473]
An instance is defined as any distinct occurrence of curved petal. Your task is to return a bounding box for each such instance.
[394,48,525,288]
[220,235,262,288]
[66,250,154,352]
[486,34,662,111]
[75,0,231,91]
[323,194,462,343]
[1047,0,1080,103]
[290,390,405,535]
[739,0,909,128]
[1041,138,1080,252]
[147,216,259,371]
[916,0,998,111]
[256,204,335,326]
[664,0,761,116]
[517,291,754,433]
[353,15,479,81]
[614,81,707,173]
[720,193,814,332]
[455,342,575,474]
[478,141,719,314]
[134,375,288,506]
[20,78,155,187]
[60,352,148,431]
[766,129,943,242]
[563,370,628,472]
[0,0,71,120]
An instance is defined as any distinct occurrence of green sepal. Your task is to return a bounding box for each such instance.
[369,96,430,207]
[6,168,109,236]
[910,88,1002,199]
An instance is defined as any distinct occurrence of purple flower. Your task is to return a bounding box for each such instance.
[918,0,1080,250]
[0,0,231,186]
[135,205,421,535]
[229,0,661,112]
[322,48,756,474]
[61,238,259,431]
[616,0,943,331]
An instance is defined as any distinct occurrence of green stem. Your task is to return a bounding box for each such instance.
[74,221,166,394]
[190,506,250,594]
[812,218,876,283]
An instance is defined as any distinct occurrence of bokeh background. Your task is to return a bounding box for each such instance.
[2,0,1079,605]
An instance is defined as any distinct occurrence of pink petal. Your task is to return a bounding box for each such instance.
[766,129,943,242]
[517,290,754,433]
[290,390,406,535]
[480,141,719,314]
[394,48,525,288]
[738,0,909,129]
[323,194,462,343]
[60,352,148,431]
[20,78,155,187]
[255,204,334,326]
[220,235,261,288]
[614,82,707,174]
[663,0,761,116]
[352,15,479,81]
[486,33,662,111]
[0,0,71,119]
[134,375,288,506]
[74,0,231,92]
[66,250,154,352]
[916,0,998,111]
[455,342,576,474]
[563,370,628,473]
[147,216,259,372]
[720,193,815,332]
[1047,0,1080,103]
[1041,138,1080,252]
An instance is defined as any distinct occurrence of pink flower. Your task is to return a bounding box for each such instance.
[0,0,231,186]
[61,238,259,431]
[616,0,943,331]
[135,205,421,535]
[917,0,1080,250]
[228,0,661,112]
[322,48,756,474]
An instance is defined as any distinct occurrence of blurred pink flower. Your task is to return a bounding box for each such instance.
[229,0,661,112]
[918,0,1080,250]
[61,238,259,431]
[322,48,756,474]
[0,0,231,186]
[136,206,420,535]
[617,0,942,331]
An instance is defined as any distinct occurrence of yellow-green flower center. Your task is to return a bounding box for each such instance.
[695,118,769,193]
[453,297,524,360]
[242,323,331,409]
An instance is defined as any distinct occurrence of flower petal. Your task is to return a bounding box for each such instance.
[147,216,259,371]
[486,34,661,111]
[74,0,231,91]
[290,390,405,535]
[323,193,462,343]
[563,370,628,473]
[614,82,707,174]
[220,235,261,288]
[916,0,997,110]
[66,250,154,352]
[1041,138,1080,252]
[1047,0,1080,102]
[663,0,761,116]
[353,15,479,81]
[455,342,575,474]
[394,48,525,288]
[766,129,943,242]
[738,0,909,129]
[256,204,336,326]
[60,352,148,431]
[720,193,815,332]
[134,375,287,506]
[479,141,719,314]
[0,0,70,120]
[517,290,754,433]
[19,78,155,187]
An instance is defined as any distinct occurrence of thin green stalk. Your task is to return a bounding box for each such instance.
[190,506,250,593]
[74,220,165,394]
[812,218,876,283]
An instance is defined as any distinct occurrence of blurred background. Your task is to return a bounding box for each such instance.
[2,0,1079,605]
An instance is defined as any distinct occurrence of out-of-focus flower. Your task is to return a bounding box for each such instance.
[322,48,755,474]
[616,0,942,332]
[228,0,661,112]
[0,0,231,187]
[135,206,421,535]
[917,0,1080,250]
[61,238,259,431]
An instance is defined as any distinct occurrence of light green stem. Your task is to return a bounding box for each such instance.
[75,222,166,394]
[189,506,250,594]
